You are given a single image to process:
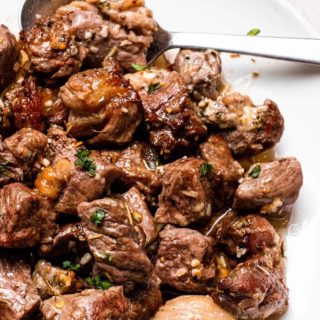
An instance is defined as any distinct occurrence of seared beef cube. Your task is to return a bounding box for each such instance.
[0,183,55,248]
[4,128,47,164]
[115,142,161,195]
[33,260,82,299]
[213,212,280,259]
[155,158,213,226]
[98,0,157,70]
[233,157,303,217]
[20,15,87,79]
[123,187,158,246]
[174,49,221,100]
[54,151,121,215]
[78,197,153,284]
[155,225,215,293]
[0,138,23,186]
[39,223,87,257]
[125,69,207,157]
[0,25,19,91]
[199,134,243,204]
[199,92,284,155]
[36,126,121,214]
[59,59,142,146]
[0,253,40,320]
[3,76,45,132]
[40,287,128,320]
[212,256,288,320]
[127,274,162,320]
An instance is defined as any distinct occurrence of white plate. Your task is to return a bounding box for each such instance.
[2,0,320,319]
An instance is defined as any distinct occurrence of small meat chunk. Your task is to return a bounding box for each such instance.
[78,197,153,285]
[123,187,158,246]
[155,158,213,226]
[213,212,280,259]
[36,126,121,214]
[174,49,222,100]
[0,25,19,91]
[39,223,87,257]
[40,287,128,320]
[0,138,23,186]
[199,134,243,204]
[3,76,45,132]
[0,183,55,248]
[199,92,284,155]
[233,157,303,216]
[59,59,142,146]
[33,260,81,299]
[20,15,87,79]
[99,0,157,69]
[115,142,161,195]
[212,256,288,320]
[4,128,47,164]
[155,225,215,293]
[125,69,207,157]
[127,274,162,320]
[0,253,40,320]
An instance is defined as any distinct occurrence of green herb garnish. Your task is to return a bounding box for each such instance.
[62,261,81,272]
[104,253,112,263]
[91,209,105,225]
[200,162,213,177]
[249,164,261,178]
[86,275,113,290]
[131,63,151,72]
[147,82,161,94]
[247,28,261,36]
[75,149,96,177]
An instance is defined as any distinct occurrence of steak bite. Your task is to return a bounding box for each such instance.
[0,253,41,320]
[212,256,288,320]
[20,15,87,79]
[3,76,45,132]
[78,197,153,285]
[174,49,222,100]
[155,225,215,293]
[98,0,158,70]
[115,141,162,196]
[199,92,284,155]
[59,58,142,146]
[33,260,82,299]
[0,183,55,248]
[125,69,207,157]
[0,25,19,91]
[155,157,213,226]
[0,138,23,186]
[233,157,303,217]
[35,126,121,214]
[199,134,244,204]
[40,287,129,320]
[123,187,158,246]
[127,274,162,320]
[213,212,280,259]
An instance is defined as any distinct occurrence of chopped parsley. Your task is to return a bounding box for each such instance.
[104,253,112,263]
[86,275,113,290]
[249,164,261,178]
[91,209,105,226]
[131,63,151,72]
[200,162,213,177]
[75,149,96,177]
[247,28,261,36]
[62,261,81,272]
[147,82,161,94]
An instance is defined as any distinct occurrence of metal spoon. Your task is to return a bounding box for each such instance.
[20,0,320,65]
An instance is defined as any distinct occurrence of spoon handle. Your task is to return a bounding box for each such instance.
[170,32,320,65]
